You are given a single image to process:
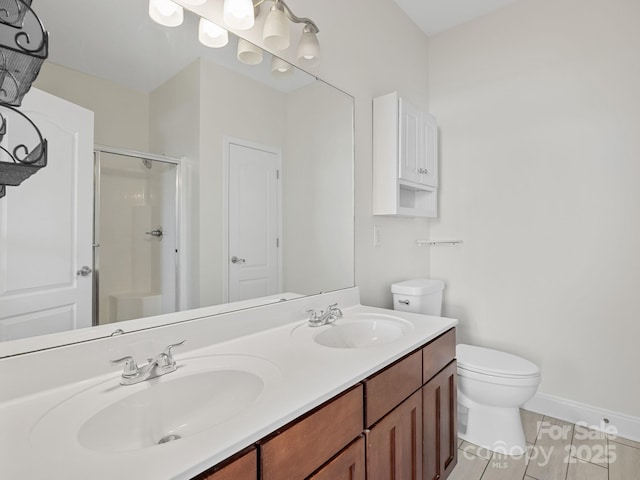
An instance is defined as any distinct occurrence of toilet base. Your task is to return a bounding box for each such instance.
[458,396,527,456]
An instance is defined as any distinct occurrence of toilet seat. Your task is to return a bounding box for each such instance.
[457,344,540,380]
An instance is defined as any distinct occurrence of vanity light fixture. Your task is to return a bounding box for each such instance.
[149,0,320,68]
[199,17,229,48]
[149,0,184,27]
[0,0,49,198]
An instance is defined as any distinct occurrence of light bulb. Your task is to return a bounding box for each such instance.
[149,0,184,27]
[223,0,255,30]
[181,0,206,5]
[263,3,290,51]
[199,18,229,48]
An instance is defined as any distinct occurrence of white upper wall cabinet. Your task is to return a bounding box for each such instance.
[373,92,438,218]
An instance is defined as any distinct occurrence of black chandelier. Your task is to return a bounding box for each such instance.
[0,0,49,198]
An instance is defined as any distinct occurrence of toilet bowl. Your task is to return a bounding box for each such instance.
[457,344,541,454]
[391,279,542,456]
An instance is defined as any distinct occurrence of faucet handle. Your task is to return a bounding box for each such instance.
[111,356,139,377]
[328,303,343,318]
[161,340,185,366]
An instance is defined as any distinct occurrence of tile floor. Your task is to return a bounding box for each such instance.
[449,409,640,480]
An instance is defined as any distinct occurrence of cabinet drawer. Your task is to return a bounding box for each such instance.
[261,384,363,480]
[195,447,256,480]
[363,349,422,427]
[423,328,455,384]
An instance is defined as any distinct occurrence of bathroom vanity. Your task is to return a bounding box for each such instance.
[0,288,457,479]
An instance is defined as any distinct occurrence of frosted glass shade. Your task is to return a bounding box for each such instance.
[237,38,263,65]
[296,28,320,66]
[223,0,255,30]
[271,56,293,75]
[149,0,184,27]
[263,4,290,51]
[199,18,229,48]
[181,0,206,4]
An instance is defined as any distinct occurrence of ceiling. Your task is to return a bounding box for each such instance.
[392,0,522,36]
[34,1,522,94]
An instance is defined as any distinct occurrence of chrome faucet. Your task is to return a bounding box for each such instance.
[111,340,185,385]
[307,303,343,327]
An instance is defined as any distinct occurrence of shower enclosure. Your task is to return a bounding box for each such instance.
[93,147,180,326]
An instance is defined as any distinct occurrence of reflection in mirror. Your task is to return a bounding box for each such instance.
[0,0,354,355]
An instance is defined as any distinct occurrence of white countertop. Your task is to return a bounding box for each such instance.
[0,298,456,480]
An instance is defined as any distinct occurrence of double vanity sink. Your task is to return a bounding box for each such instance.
[0,291,457,479]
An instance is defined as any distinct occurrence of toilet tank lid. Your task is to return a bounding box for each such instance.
[391,278,444,296]
[457,344,540,377]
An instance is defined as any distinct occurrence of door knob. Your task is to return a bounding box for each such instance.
[77,266,92,276]
[231,256,246,264]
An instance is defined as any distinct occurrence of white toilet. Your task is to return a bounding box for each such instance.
[392,278,541,455]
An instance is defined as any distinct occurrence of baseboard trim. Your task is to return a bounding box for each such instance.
[524,392,640,443]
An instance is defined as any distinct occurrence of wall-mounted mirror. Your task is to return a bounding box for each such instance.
[0,0,354,356]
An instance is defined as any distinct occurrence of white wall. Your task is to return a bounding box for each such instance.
[34,63,149,151]
[283,81,354,295]
[429,0,640,417]
[263,0,433,307]
[199,58,286,307]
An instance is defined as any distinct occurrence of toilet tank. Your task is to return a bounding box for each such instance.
[391,278,444,316]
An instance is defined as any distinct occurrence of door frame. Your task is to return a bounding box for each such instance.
[93,145,185,325]
[222,136,283,303]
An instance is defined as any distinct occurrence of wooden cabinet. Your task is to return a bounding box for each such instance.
[423,361,458,480]
[366,389,423,480]
[373,91,439,217]
[195,447,257,480]
[309,436,366,480]
[191,328,457,480]
[260,384,363,480]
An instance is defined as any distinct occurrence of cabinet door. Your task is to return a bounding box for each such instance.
[309,436,365,480]
[366,389,423,480]
[421,112,438,188]
[198,448,257,480]
[423,361,457,480]
[399,97,424,185]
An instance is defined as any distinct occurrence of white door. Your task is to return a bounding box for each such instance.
[0,89,94,342]
[227,140,281,302]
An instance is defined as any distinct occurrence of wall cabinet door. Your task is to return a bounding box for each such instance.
[423,361,458,480]
[366,389,423,480]
[308,436,365,480]
[399,98,438,188]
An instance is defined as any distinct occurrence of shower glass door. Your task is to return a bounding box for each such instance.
[94,149,179,326]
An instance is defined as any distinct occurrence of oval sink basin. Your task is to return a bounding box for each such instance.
[304,313,414,349]
[30,355,280,454]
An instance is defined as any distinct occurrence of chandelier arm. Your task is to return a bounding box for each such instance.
[277,0,319,33]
